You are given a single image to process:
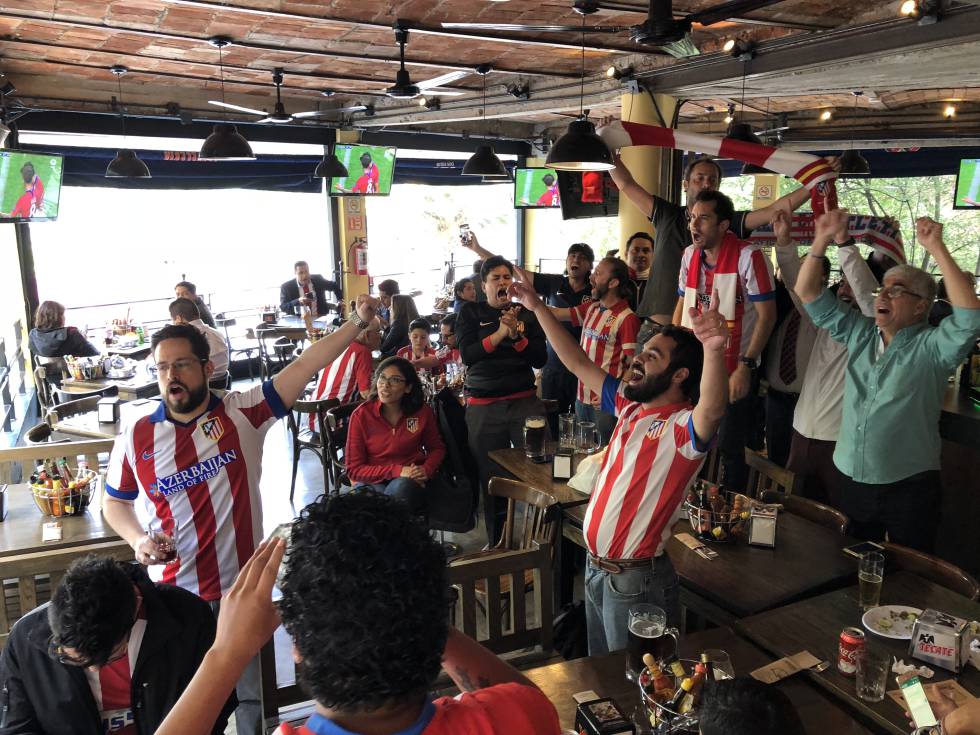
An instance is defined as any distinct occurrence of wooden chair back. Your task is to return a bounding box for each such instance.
[882,541,980,601]
[286,397,340,499]
[744,450,795,497]
[0,438,116,485]
[698,446,722,484]
[487,477,558,554]
[33,367,55,410]
[448,542,554,657]
[46,396,101,425]
[24,423,71,446]
[52,386,117,406]
[0,541,133,649]
[324,401,362,490]
[761,490,850,535]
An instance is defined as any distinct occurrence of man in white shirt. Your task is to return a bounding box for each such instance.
[170,298,229,378]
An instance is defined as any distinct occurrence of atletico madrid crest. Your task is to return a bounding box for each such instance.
[200,416,225,442]
[406,417,419,434]
[645,419,666,440]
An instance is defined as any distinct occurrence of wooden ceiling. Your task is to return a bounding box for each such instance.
[2,0,979,143]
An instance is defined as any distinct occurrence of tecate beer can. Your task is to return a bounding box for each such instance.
[838,627,866,676]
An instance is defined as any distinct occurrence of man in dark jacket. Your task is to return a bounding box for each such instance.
[280,261,342,317]
[456,255,548,544]
[0,555,233,735]
[28,300,100,361]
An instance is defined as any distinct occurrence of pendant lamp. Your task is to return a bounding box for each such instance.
[313,142,349,178]
[105,66,150,178]
[838,92,871,177]
[199,38,255,161]
[462,65,510,179]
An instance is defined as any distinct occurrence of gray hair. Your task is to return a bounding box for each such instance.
[883,264,937,308]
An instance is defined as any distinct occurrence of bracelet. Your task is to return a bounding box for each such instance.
[349,312,369,330]
[836,236,857,247]
[808,253,829,260]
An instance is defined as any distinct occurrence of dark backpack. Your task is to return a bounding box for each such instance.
[428,388,479,533]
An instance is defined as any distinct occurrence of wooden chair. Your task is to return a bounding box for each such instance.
[324,401,361,492]
[52,384,118,406]
[0,437,116,485]
[448,542,554,660]
[698,446,722,484]
[45,396,102,426]
[761,489,850,535]
[24,423,72,445]
[286,397,339,501]
[882,541,980,601]
[487,477,559,554]
[215,317,258,381]
[744,449,795,497]
[0,541,133,649]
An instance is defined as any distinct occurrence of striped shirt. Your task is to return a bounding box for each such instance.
[569,300,640,404]
[105,382,288,601]
[582,375,709,560]
[313,342,373,405]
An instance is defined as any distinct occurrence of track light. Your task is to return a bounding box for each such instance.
[605,66,633,81]
[900,0,917,14]
[727,39,756,60]
[944,104,956,118]
[820,109,833,122]
[507,84,531,100]
[723,103,735,125]
[722,38,736,53]
[900,0,942,23]
[419,97,440,111]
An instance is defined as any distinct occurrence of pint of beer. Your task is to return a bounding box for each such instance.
[524,415,547,462]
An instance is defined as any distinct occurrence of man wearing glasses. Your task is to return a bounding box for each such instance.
[0,555,232,734]
[102,295,379,735]
[795,211,980,552]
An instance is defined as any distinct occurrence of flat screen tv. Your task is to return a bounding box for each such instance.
[513,167,561,208]
[953,158,980,210]
[0,149,64,222]
[556,170,620,220]
[328,144,396,196]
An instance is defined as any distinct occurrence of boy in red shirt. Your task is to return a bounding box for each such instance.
[396,319,443,379]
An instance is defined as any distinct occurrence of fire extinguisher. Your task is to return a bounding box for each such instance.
[350,237,368,276]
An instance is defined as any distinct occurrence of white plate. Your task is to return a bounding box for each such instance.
[862,605,922,640]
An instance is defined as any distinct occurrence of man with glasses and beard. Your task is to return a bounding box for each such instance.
[508,278,730,655]
[0,555,233,735]
[102,295,379,735]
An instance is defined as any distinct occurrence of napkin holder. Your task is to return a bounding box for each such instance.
[909,609,973,673]
[97,396,121,424]
[553,447,574,480]
[574,691,635,735]
[748,506,778,548]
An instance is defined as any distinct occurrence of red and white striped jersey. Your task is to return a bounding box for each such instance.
[105,382,289,601]
[397,344,444,376]
[583,375,710,560]
[311,342,373,419]
[677,241,775,374]
[569,300,640,404]
[84,616,146,735]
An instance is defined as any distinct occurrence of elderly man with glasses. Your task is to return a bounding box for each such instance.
[795,211,980,552]
[0,555,233,735]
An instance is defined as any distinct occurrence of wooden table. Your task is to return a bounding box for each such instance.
[105,343,152,359]
[736,571,980,735]
[0,483,122,558]
[488,447,591,508]
[51,399,159,439]
[61,375,160,401]
[525,627,875,734]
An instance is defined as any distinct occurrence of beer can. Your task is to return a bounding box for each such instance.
[838,627,865,676]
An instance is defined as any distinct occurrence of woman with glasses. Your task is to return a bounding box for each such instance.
[344,357,446,516]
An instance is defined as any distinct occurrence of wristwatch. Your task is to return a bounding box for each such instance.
[738,355,759,370]
[349,312,369,330]
[836,236,857,248]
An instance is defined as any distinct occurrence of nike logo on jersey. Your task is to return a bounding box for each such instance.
[142,450,157,461]
[480,321,496,326]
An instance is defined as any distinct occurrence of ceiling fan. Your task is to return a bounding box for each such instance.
[208,68,371,122]
[442,0,790,58]
[385,24,474,99]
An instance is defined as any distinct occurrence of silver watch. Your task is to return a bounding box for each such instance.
[349,312,369,330]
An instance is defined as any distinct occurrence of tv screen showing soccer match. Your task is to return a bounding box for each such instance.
[953,158,980,210]
[513,167,561,209]
[556,170,620,220]
[0,149,64,222]
[328,144,396,196]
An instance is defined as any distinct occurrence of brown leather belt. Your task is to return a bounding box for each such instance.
[588,554,655,574]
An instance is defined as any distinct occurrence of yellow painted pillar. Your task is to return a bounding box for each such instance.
[618,92,678,258]
[522,156,549,272]
[334,130,370,299]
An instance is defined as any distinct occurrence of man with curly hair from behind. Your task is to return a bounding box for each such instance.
[152,491,562,735]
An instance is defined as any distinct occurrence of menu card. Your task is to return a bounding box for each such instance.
[751,651,822,684]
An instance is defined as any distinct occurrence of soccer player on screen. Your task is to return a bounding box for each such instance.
[536,173,560,206]
[1,162,45,218]
[961,160,980,206]
[351,152,380,193]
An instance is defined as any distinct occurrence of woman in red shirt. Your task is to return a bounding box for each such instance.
[345,357,446,516]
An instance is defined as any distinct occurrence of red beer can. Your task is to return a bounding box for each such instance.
[838,627,865,676]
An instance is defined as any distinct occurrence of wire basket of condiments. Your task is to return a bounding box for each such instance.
[684,481,754,543]
[639,653,731,733]
[30,459,98,517]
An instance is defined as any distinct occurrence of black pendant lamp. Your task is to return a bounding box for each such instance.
[838,91,871,177]
[726,122,772,175]
[199,38,255,161]
[462,65,510,179]
[105,66,150,178]
[546,19,614,172]
[313,142,349,178]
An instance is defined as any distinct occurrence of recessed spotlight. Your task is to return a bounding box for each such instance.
[820,110,833,121]
[944,104,956,118]
[900,0,917,15]
[418,97,428,107]
[606,65,617,78]
[722,38,736,53]
[724,114,733,124]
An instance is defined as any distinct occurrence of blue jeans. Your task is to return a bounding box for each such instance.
[584,555,680,656]
[575,400,617,447]
[357,477,426,516]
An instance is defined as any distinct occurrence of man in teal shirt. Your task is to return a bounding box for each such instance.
[795,211,980,552]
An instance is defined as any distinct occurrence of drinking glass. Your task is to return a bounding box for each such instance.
[558,413,577,450]
[625,603,679,682]
[147,519,179,564]
[703,649,735,680]
[859,551,884,610]
[523,415,547,462]
[577,421,600,454]
[856,648,889,702]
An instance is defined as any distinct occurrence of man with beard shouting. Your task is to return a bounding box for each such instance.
[508,279,729,655]
[102,295,379,735]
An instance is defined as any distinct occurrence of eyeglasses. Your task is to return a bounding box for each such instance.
[49,636,128,668]
[376,375,407,387]
[873,285,924,300]
[149,358,206,377]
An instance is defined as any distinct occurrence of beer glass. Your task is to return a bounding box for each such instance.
[147,519,178,564]
[856,648,889,702]
[703,649,734,680]
[558,413,577,450]
[523,415,547,462]
[858,551,884,610]
[577,421,600,454]
[625,603,679,682]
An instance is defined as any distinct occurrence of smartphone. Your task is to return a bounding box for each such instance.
[459,223,471,243]
[843,540,885,558]
[898,674,938,730]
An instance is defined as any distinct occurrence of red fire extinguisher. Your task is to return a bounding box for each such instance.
[350,237,368,276]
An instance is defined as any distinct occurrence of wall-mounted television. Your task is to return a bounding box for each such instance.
[328,144,397,196]
[953,158,980,210]
[0,149,64,222]
[513,167,561,208]
[556,170,620,220]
